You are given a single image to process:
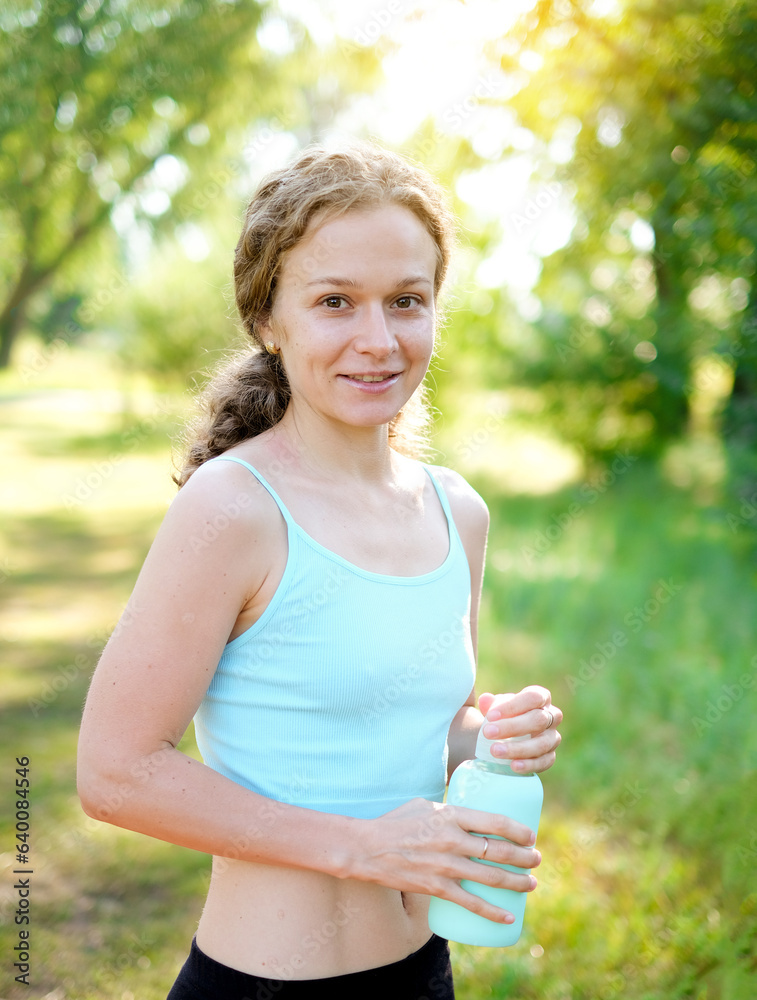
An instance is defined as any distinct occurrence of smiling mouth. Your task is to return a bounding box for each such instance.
[342,373,401,383]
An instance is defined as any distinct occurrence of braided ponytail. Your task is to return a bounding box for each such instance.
[173,350,288,486]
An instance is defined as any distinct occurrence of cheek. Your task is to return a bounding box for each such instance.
[283,332,343,376]
[408,320,437,361]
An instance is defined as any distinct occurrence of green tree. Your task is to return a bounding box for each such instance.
[0,0,295,368]
[487,0,757,456]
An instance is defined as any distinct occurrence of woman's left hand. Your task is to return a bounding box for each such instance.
[477,686,562,774]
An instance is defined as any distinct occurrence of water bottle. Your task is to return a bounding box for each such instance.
[427,726,543,946]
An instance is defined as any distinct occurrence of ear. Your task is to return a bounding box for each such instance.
[256,312,272,340]
[257,303,283,345]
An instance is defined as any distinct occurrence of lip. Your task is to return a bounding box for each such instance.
[337,371,403,393]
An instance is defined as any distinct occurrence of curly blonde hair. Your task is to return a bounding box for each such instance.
[175,140,457,486]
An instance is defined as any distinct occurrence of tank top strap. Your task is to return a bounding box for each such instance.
[208,455,297,528]
[211,456,465,560]
[421,463,466,558]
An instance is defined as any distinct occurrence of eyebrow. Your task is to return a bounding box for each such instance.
[305,275,433,289]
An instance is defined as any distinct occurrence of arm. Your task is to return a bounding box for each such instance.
[438,467,562,776]
[77,460,357,876]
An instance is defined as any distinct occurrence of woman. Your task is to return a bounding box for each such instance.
[77,141,562,999]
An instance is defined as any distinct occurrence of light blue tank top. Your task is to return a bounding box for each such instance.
[193,456,476,820]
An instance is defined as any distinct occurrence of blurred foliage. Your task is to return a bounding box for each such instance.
[486,0,757,462]
[5,0,756,487]
[467,457,757,999]
[0,0,381,371]
[118,235,244,386]
[1,0,259,365]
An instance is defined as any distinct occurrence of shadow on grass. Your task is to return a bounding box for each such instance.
[1,505,207,999]
[24,418,183,460]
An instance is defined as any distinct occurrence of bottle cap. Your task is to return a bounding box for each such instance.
[475,723,531,762]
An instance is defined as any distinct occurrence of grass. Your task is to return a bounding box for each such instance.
[1,342,755,999]
[451,461,757,1000]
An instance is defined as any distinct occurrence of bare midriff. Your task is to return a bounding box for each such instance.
[195,861,432,980]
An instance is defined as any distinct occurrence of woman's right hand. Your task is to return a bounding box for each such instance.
[349,797,540,924]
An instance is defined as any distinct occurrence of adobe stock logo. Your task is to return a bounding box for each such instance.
[350,0,404,47]
[565,579,683,694]
[442,74,501,129]
[691,655,757,736]
[510,182,563,234]
[521,450,637,563]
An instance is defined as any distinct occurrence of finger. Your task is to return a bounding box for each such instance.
[437,869,537,924]
[483,685,553,722]
[510,748,559,775]
[485,697,563,742]
[468,835,541,871]
[460,857,538,893]
[483,707,557,743]
[488,726,562,761]
[477,691,499,717]
[487,685,551,718]
[442,882,518,924]
[451,805,537,847]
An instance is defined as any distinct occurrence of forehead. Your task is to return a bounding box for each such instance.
[279,204,438,287]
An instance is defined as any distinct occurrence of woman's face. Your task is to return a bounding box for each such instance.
[263,203,438,434]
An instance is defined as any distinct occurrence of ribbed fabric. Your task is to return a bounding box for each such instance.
[193,457,476,819]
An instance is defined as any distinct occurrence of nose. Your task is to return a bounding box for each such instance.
[354,302,398,357]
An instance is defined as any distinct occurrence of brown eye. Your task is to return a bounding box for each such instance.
[396,296,419,309]
[323,295,346,308]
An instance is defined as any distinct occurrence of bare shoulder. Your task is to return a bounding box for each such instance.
[141,455,287,605]
[166,455,284,542]
[427,464,489,541]
[79,455,289,761]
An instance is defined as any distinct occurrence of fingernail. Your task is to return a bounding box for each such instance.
[486,709,501,721]
[512,760,525,771]
[483,724,499,738]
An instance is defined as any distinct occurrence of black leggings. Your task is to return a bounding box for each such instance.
[166,933,454,1000]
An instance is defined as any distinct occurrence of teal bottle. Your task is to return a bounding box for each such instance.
[427,727,543,946]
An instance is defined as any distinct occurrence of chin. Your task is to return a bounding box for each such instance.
[332,406,404,430]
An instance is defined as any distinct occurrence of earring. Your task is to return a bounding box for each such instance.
[265,342,280,356]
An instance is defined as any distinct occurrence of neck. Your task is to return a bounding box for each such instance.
[274,403,398,485]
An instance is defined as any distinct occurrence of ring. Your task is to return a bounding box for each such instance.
[545,710,554,729]
[480,837,489,860]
